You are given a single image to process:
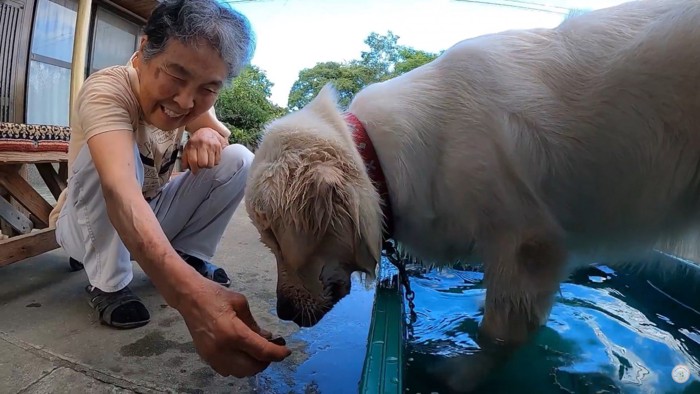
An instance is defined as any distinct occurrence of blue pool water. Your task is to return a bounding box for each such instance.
[253,275,375,394]
[405,257,700,393]
[248,253,700,393]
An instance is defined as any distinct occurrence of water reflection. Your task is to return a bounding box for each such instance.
[406,262,700,393]
[254,274,376,394]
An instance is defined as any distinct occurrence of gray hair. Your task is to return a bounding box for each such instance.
[142,0,256,81]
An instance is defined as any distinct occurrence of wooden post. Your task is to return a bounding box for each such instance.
[0,185,16,238]
[69,0,93,124]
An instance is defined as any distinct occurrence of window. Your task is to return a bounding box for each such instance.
[89,7,140,75]
[25,0,77,127]
[25,1,141,126]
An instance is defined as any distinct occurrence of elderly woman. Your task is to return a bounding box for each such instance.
[49,0,290,377]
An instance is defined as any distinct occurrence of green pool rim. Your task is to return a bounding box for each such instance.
[357,250,700,393]
[358,258,407,394]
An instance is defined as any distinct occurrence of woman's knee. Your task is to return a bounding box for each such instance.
[220,143,254,177]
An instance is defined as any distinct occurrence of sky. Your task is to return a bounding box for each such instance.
[225,0,629,107]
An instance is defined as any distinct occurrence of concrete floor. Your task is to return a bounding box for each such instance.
[0,203,375,393]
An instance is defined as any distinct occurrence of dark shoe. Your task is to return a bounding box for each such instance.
[68,257,84,272]
[179,252,231,287]
[85,285,150,329]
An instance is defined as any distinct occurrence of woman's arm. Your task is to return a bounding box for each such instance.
[186,106,231,145]
[182,106,233,174]
[87,130,197,305]
[87,129,289,376]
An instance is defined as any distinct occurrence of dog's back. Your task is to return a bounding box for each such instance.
[246,3,700,388]
[349,0,700,264]
[246,4,700,389]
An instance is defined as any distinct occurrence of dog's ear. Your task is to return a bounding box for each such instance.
[302,83,349,133]
[301,161,382,275]
[306,83,340,111]
[266,159,348,238]
[246,159,290,229]
[349,188,383,278]
[303,163,346,236]
[355,219,382,278]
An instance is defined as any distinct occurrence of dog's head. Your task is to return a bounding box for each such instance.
[245,84,384,327]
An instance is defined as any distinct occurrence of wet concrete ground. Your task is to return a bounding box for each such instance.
[0,202,375,393]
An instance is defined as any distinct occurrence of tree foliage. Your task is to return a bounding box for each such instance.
[287,31,440,111]
[287,61,376,111]
[565,8,592,20]
[214,65,285,150]
[360,31,403,81]
[210,32,441,151]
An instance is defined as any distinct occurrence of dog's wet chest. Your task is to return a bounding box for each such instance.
[393,213,480,264]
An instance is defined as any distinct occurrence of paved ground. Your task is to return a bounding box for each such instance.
[0,202,375,394]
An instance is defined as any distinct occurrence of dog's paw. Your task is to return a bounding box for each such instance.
[426,351,501,393]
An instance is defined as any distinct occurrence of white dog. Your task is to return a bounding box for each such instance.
[245,0,700,390]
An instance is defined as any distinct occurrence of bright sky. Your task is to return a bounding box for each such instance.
[226,0,628,107]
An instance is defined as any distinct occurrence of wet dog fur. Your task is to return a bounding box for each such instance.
[245,0,700,390]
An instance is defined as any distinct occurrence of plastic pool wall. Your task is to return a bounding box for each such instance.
[358,251,700,393]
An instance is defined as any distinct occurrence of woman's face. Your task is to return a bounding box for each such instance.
[133,37,228,131]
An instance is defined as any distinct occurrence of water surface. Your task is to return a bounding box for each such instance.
[405,260,700,393]
[254,275,375,393]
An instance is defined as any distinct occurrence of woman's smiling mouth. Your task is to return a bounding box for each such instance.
[161,105,187,118]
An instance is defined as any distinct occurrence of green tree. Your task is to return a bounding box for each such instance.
[287,31,439,111]
[287,61,376,111]
[360,31,402,81]
[565,8,592,20]
[361,31,441,81]
[214,65,285,150]
[393,47,440,76]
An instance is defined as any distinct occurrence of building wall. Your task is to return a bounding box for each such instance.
[1,0,35,124]
[1,0,146,126]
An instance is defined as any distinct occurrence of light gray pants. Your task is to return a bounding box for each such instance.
[55,142,253,292]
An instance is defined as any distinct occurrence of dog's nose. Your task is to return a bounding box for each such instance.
[276,296,298,321]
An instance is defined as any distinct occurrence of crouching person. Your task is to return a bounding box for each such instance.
[49,0,290,378]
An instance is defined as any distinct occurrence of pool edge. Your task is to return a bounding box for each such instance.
[356,250,700,393]
[358,258,405,394]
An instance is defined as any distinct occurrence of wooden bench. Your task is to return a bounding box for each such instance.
[0,122,70,267]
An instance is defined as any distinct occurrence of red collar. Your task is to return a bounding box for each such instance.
[344,112,394,239]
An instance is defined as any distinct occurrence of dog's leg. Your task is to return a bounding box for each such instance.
[479,225,567,346]
[433,223,567,393]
